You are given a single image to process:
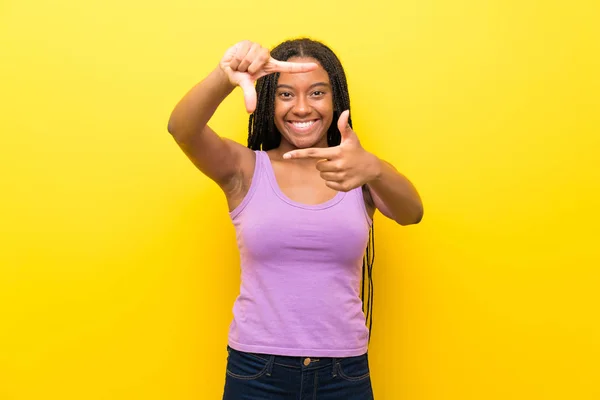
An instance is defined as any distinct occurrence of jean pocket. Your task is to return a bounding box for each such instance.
[226,347,270,380]
[336,354,371,382]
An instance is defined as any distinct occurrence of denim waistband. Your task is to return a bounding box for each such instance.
[227,345,366,372]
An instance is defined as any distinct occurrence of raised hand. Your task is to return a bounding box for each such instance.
[219,41,319,113]
[283,111,381,192]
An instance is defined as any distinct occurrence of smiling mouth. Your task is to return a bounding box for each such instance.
[286,119,320,133]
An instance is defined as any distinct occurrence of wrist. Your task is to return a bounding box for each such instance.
[368,153,384,183]
[213,66,236,92]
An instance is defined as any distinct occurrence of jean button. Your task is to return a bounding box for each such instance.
[303,357,311,366]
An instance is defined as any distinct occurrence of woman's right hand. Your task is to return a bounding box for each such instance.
[219,40,318,114]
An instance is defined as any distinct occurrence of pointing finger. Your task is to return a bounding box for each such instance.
[283,146,339,160]
[265,58,319,74]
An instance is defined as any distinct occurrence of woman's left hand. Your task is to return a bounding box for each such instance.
[283,110,381,192]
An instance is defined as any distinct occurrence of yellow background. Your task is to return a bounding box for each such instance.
[1,0,599,399]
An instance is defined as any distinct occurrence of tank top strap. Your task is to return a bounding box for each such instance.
[255,150,270,177]
[350,185,373,227]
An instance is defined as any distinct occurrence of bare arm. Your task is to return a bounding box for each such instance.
[167,66,251,189]
[366,159,423,225]
[282,110,423,226]
[167,41,318,191]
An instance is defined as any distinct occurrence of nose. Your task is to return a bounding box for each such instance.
[292,95,310,117]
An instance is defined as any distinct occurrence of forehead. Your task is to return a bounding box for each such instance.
[277,57,330,86]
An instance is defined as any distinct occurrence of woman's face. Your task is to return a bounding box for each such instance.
[273,57,334,151]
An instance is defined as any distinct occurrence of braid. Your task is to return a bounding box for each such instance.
[248,73,279,150]
[362,222,375,342]
[247,38,375,339]
[248,38,353,149]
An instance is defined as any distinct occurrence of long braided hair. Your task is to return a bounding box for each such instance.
[247,38,376,339]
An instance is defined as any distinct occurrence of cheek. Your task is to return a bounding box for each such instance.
[273,102,285,128]
[274,100,290,119]
[320,107,334,127]
[318,98,334,119]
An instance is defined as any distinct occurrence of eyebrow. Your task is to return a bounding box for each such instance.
[276,82,331,90]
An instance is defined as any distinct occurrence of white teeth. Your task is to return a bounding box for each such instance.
[292,121,315,128]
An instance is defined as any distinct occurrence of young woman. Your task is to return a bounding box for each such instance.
[168,38,423,400]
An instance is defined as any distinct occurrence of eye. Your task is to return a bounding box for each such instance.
[312,90,326,97]
[278,91,293,99]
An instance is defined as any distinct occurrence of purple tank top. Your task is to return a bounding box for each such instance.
[227,151,372,357]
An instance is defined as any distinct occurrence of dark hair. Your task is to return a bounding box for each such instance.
[247,38,375,340]
[247,37,351,151]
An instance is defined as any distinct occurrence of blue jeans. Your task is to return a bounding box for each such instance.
[223,346,374,400]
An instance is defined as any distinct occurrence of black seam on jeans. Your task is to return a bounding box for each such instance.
[336,365,370,382]
[313,371,318,400]
[273,361,300,368]
[226,350,270,380]
[231,350,269,363]
[266,356,274,376]
[225,365,269,381]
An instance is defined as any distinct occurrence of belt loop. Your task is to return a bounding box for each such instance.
[331,358,338,377]
[266,355,275,376]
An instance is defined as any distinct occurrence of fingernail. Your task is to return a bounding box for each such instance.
[283,153,291,159]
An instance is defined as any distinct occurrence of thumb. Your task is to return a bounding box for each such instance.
[238,76,257,113]
[337,110,353,141]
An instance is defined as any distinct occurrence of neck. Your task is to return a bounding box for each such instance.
[270,137,328,159]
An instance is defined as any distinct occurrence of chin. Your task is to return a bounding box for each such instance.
[287,135,326,149]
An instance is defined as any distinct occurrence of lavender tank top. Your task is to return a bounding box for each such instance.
[227,150,372,357]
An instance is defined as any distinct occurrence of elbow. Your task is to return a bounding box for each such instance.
[167,109,184,136]
[397,205,424,226]
[167,116,177,136]
[167,117,186,142]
